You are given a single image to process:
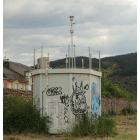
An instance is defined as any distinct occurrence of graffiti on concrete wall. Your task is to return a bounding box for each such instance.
[64,107,69,124]
[58,105,69,126]
[91,82,100,116]
[46,87,62,96]
[60,94,69,107]
[70,76,89,115]
[46,76,90,126]
[58,107,64,127]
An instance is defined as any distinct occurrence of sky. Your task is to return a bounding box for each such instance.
[3,0,137,66]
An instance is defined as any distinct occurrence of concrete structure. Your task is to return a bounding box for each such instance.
[37,57,49,69]
[32,69,102,134]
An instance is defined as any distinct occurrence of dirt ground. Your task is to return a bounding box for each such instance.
[3,115,137,140]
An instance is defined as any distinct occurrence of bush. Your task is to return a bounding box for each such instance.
[121,104,137,116]
[3,95,51,134]
[67,113,117,138]
[101,77,136,99]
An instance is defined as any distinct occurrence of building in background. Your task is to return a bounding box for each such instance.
[3,66,28,90]
[3,60,34,91]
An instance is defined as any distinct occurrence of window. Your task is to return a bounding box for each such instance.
[3,83,6,88]
[26,85,28,90]
[15,83,18,89]
[28,85,31,90]
[20,84,23,90]
[9,82,12,89]
[26,85,32,91]
[26,72,31,78]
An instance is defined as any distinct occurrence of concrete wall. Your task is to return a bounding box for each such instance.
[32,69,102,133]
[101,96,137,114]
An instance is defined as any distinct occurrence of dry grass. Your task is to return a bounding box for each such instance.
[3,115,137,140]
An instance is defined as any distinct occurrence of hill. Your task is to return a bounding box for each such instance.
[49,52,137,96]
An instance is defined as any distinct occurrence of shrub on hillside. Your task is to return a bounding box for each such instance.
[3,95,51,134]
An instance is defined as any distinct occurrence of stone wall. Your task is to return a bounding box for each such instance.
[3,88,33,99]
[101,96,137,114]
[3,88,137,114]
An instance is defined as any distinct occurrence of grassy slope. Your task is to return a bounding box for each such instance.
[3,115,137,140]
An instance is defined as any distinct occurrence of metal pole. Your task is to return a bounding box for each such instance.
[99,51,101,72]
[70,16,74,69]
[71,21,73,69]
[66,54,67,69]
[75,47,76,68]
[91,54,92,69]
[48,53,49,68]
[82,59,84,69]
[41,46,43,58]
[74,45,75,68]
[34,49,35,69]
[41,46,43,69]
[89,46,90,69]
[68,45,70,68]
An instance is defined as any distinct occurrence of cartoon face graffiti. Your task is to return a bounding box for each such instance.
[70,77,89,115]
[91,82,100,116]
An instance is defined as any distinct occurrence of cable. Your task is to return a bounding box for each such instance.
[90,48,99,53]
[42,46,67,48]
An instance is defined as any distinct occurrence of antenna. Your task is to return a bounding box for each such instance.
[69,16,74,69]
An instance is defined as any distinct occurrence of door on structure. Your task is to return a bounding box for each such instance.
[46,99,67,132]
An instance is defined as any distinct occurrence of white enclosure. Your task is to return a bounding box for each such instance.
[32,69,102,134]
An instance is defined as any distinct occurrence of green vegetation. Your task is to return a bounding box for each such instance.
[121,104,137,116]
[107,75,137,96]
[50,53,137,77]
[3,115,137,140]
[65,113,117,138]
[3,95,136,139]
[3,95,51,134]
[101,77,136,99]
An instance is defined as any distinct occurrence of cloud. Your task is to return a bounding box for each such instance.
[3,0,137,66]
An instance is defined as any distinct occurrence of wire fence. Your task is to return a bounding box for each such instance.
[34,46,101,69]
